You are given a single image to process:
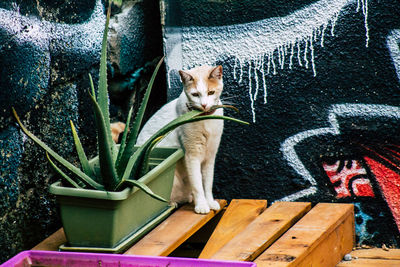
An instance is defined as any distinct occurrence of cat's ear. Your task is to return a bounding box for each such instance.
[209,65,223,80]
[179,70,194,84]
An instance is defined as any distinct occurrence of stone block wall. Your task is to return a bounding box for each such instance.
[0,0,163,262]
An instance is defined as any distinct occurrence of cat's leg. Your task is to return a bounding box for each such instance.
[170,160,193,205]
[185,155,210,214]
[201,156,220,211]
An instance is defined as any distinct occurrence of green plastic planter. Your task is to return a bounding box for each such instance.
[49,147,183,252]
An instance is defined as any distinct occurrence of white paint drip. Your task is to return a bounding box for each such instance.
[238,57,243,83]
[321,24,327,47]
[304,38,309,69]
[361,0,370,47]
[331,12,339,37]
[297,42,303,67]
[176,0,370,122]
[248,61,256,122]
[277,46,282,69]
[233,57,238,80]
[310,34,317,76]
[271,52,277,75]
[261,56,267,104]
[284,43,289,61]
[289,42,294,69]
[253,57,260,101]
[281,45,286,69]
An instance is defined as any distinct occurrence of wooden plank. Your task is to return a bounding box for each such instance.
[337,248,400,267]
[210,202,311,262]
[350,248,400,260]
[32,228,66,251]
[124,199,227,256]
[293,207,354,267]
[336,258,400,267]
[255,203,354,267]
[199,199,267,259]
[169,211,226,258]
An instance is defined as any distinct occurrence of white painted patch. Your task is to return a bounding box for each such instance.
[0,0,104,52]
[165,30,184,89]
[281,127,339,186]
[164,0,371,121]
[387,29,400,82]
[276,186,318,202]
[281,104,400,200]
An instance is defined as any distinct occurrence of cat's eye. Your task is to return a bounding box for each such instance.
[191,92,200,97]
[208,91,215,96]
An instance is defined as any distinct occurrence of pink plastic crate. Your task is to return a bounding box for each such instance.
[2,250,257,267]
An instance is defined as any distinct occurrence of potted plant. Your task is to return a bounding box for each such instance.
[12,2,247,253]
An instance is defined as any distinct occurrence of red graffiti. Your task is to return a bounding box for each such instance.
[323,159,375,198]
[364,156,400,232]
[323,143,400,233]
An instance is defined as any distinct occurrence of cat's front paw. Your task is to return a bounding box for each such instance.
[194,202,210,214]
[208,199,220,211]
[169,201,179,209]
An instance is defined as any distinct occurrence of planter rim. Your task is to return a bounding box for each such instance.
[49,146,183,200]
[3,250,257,266]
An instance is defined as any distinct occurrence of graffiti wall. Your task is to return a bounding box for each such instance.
[162,0,400,245]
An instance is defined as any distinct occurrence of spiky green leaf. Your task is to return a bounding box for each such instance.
[89,73,96,97]
[117,57,164,174]
[88,92,119,190]
[115,106,133,166]
[46,152,82,188]
[70,121,95,177]
[97,3,115,156]
[12,108,105,190]
[139,135,164,177]
[124,179,167,203]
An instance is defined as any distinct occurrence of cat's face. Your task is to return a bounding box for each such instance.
[179,65,223,112]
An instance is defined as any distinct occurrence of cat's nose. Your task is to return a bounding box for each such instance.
[201,104,207,110]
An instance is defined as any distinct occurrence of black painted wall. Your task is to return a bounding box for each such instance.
[162,0,400,246]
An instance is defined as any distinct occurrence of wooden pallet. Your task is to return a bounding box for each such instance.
[124,199,227,256]
[33,200,355,267]
[32,199,227,253]
[336,248,400,266]
[206,201,312,262]
[254,203,354,267]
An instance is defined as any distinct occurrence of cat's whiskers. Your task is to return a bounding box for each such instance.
[220,100,236,105]
[220,96,238,101]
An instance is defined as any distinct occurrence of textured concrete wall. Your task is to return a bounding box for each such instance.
[162,0,400,246]
[0,0,163,262]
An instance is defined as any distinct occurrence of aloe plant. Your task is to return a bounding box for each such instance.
[12,3,248,203]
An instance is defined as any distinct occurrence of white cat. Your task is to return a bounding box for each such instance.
[136,65,224,214]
